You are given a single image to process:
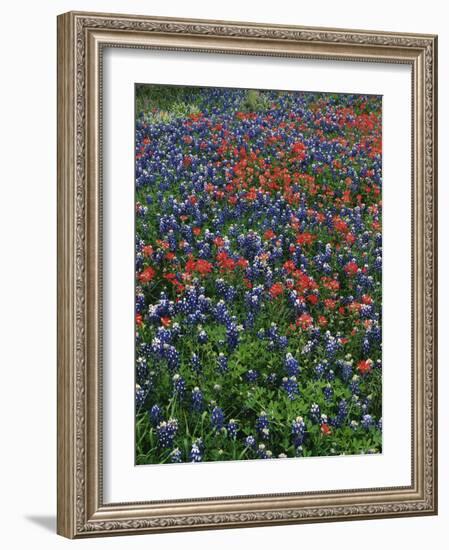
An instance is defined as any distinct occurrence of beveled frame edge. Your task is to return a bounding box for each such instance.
[56,11,438,539]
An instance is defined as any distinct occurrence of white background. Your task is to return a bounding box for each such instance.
[0,0,446,548]
[104,49,411,502]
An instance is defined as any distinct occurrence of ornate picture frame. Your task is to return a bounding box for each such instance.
[57,11,437,538]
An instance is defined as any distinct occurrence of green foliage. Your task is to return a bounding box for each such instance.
[135,84,201,122]
[240,89,271,112]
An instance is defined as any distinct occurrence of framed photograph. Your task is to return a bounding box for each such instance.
[57,11,438,538]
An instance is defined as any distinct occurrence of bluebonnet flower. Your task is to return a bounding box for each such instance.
[216,278,227,297]
[256,412,270,440]
[350,375,360,395]
[226,321,240,350]
[136,291,146,313]
[198,328,208,344]
[191,353,202,373]
[360,304,374,319]
[324,369,335,382]
[245,285,264,321]
[211,406,225,431]
[165,345,180,372]
[257,444,272,459]
[245,435,256,448]
[171,322,181,339]
[362,338,371,354]
[227,419,239,439]
[170,447,183,463]
[266,323,279,341]
[189,443,203,462]
[156,326,172,344]
[216,278,236,303]
[291,416,306,447]
[324,331,341,358]
[361,414,374,429]
[172,373,186,398]
[334,398,348,427]
[284,353,300,376]
[278,335,288,349]
[191,387,204,412]
[282,376,299,400]
[337,359,353,382]
[245,369,259,383]
[214,300,229,324]
[314,362,326,379]
[309,403,321,424]
[149,404,163,425]
[323,384,333,401]
[217,353,228,374]
[136,203,148,217]
[317,414,332,438]
[135,384,146,408]
[301,339,315,355]
[136,356,147,383]
[167,230,177,251]
[150,337,164,357]
[156,418,178,448]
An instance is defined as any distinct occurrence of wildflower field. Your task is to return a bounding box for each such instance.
[135,85,382,464]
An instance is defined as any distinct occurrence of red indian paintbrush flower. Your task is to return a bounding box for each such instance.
[321,423,332,436]
[344,261,358,276]
[296,313,313,329]
[296,232,316,246]
[291,141,306,161]
[269,282,284,299]
[216,251,236,272]
[195,259,213,275]
[357,359,373,375]
[138,266,156,284]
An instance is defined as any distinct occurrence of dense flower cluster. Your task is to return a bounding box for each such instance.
[135,86,382,464]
